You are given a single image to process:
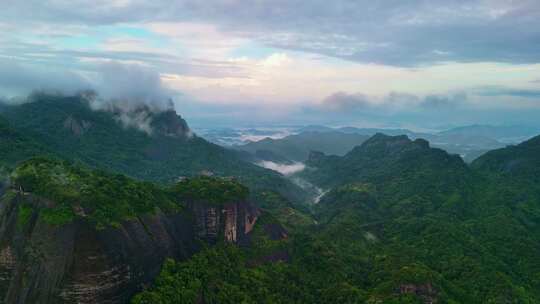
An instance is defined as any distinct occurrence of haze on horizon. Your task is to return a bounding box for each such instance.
[1,0,540,129]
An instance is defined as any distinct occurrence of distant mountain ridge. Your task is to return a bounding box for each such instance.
[234,131,370,162]
[233,123,537,164]
[303,133,468,190]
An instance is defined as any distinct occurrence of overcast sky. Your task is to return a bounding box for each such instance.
[1,0,540,128]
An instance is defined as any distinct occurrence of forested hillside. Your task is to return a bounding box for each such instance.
[134,134,540,303]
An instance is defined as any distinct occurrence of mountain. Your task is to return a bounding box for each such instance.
[0,158,282,303]
[472,134,540,180]
[234,131,370,162]
[302,133,469,190]
[0,94,306,204]
[237,125,506,164]
[324,127,506,162]
[136,133,540,303]
[296,124,335,133]
[204,124,519,163]
[0,117,52,169]
[299,134,540,302]
[3,94,540,303]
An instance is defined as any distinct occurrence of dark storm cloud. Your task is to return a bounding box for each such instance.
[3,0,540,66]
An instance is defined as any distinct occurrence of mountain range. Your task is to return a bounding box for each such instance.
[1,94,540,303]
[232,124,539,164]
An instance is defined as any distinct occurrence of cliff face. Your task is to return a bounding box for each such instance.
[0,189,259,304]
[190,201,260,245]
[150,110,191,138]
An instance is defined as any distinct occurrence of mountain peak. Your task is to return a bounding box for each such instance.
[150,109,191,138]
[347,133,423,158]
[364,133,410,145]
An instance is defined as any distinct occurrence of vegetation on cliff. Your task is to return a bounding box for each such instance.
[11,157,179,227]
[171,176,249,206]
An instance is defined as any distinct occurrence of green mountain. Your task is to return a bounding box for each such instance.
[0,94,305,204]
[0,117,52,169]
[294,125,510,162]
[0,157,287,303]
[472,134,540,180]
[235,131,370,162]
[302,133,469,190]
[3,95,540,303]
[136,133,540,303]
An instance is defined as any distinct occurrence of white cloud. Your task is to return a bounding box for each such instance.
[257,161,306,176]
[260,53,291,67]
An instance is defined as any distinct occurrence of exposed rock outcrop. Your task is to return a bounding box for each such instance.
[63,115,92,137]
[190,201,260,245]
[150,110,191,138]
[399,283,437,304]
[0,189,260,303]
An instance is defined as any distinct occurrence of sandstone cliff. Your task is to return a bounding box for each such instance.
[0,187,260,303]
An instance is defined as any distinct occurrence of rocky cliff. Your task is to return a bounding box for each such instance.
[190,201,260,245]
[0,190,196,304]
[0,178,261,303]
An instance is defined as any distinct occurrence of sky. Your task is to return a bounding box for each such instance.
[1,0,540,129]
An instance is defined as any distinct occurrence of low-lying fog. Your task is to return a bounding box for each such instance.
[256,161,305,176]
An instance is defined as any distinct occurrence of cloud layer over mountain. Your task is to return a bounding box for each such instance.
[1,1,540,127]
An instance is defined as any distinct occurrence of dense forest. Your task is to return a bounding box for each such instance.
[1,95,539,303]
[133,133,540,303]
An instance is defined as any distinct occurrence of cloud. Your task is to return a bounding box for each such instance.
[0,59,90,97]
[113,109,155,135]
[0,58,173,110]
[319,91,459,113]
[321,92,373,112]
[2,1,540,129]
[257,161,305,176]
[3,1,540,66]
[0,58,180,134]
[306,87,540,128]
[421,93,467,109]
[90,62,174,111]
[474,86,540,98]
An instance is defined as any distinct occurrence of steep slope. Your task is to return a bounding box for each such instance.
[114,133,540,303]
[0,158,263,303]
[0,117,51,170]
[0,94,306,204]
[235,131,369,162]
[303,133,469,191]
[472,134,540,180]
[299,134,540,302]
